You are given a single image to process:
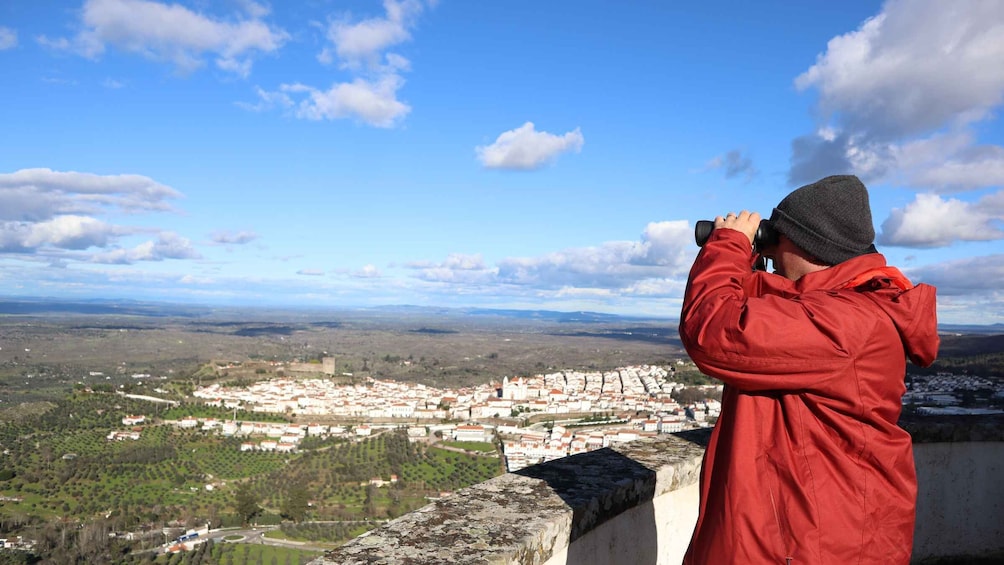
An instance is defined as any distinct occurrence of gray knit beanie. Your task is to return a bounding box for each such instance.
[768,175,877,265]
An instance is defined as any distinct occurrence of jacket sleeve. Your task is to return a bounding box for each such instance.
[679,229,878,393]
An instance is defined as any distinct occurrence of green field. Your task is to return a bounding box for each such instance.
[440,440,498,452]
[142,540,322,565]
[0,390,504,562]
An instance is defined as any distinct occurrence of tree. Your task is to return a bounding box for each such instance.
[672,386,718,406]
[207,503,219,529]
[280,482,310,523]
[234,483,261,526]
[364,484,378,518]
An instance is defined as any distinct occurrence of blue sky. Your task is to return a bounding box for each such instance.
[1,0,1002,325]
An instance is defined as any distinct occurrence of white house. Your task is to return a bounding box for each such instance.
[307,423,329,436]
[454,425,488,443]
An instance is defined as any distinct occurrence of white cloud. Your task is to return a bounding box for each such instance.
[705,149,757,181]
[23,215,117,250]
[635,221,696,267]
[0,26,17,50]
[879,192,1004,247]
[407,253,495,284]
[36,36,71,51]
[210,230,258,245]
[496,246,637,288]
[896,136,1004,192]
[441,253,485,270]
[476,122,585,170]
[554,287,615,298]
[179,274,215,284]
[0,168,204,264]
[237,86,294,113]
[40,0,288,77]
[795,0,1004,139]
[982,189,1004,215]
[405,225,686,289]
[258,0,428,127]
[909,254,1004,295]
[297,269,325,276]
[0,168,182,221]
[396,222,695,309]
[902,255,1004,324]
[415,268,494,285]
[321,0,424,70]
[623,278,687,297]
[352,264,382,278]
[90,232,200,264]
[282,75,410,127]
[790,0,1004,191]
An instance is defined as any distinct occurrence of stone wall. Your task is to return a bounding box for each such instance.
[905,415,1004,564]
[313,416,1004,565]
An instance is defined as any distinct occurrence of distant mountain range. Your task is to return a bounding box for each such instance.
[371,305,657,323]
[0,296,1000,333]
[0,297,668,324]
[938,324,1004,335]
[0,297,204,317]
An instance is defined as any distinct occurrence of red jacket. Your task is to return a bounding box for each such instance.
[680,229,939,565]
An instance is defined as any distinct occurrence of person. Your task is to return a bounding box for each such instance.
[679,175,939,565]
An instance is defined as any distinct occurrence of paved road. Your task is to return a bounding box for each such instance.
[150,521,391,555]
[204,523,383,553]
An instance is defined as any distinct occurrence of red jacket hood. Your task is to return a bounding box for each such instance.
[790,253,940,368]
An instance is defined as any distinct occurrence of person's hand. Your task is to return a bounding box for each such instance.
[714,210,761,247]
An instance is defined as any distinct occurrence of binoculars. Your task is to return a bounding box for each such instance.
[694,219,779,252]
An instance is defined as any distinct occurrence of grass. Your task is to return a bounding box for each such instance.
[161,405,288,423]
[145,541,323,564]
[440,440,498,452]
[267,521,376,547]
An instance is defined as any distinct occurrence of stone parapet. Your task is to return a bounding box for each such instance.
[313,430,708,564]
[900,413,1004,443]
[905,414,1004,564]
